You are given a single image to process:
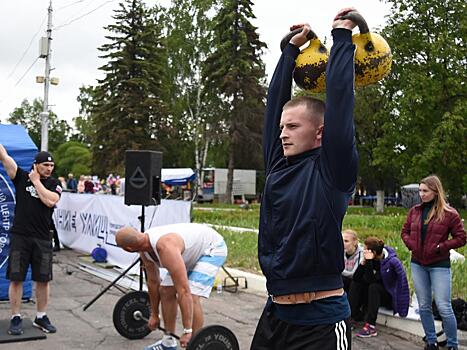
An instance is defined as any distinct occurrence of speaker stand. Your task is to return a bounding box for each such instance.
[83,205,148,311]
[138,205,145,291]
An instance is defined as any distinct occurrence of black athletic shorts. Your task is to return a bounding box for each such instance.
[7,234,53,282]
[250,304,351,350]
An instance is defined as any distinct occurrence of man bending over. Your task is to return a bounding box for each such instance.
[116,223,227,349]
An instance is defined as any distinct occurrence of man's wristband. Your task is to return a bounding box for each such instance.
[183,328,193,334]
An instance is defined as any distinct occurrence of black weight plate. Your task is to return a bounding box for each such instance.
[188,325,239,350]
[112,290,152,339]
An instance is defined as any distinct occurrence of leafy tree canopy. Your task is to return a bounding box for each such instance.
[53,141,92,177]
[8,98,71,153]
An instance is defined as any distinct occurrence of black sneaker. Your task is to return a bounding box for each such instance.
[8,315,23,335]
[33,315,57,333]
[424,343,439,350]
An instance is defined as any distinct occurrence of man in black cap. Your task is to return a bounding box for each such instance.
[0,145,62,335]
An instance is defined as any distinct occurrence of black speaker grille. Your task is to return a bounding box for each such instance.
[124,150,162,206]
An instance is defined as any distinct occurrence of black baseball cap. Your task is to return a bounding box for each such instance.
[34,151,54,164]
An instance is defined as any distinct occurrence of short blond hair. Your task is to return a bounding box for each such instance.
[343,229,358,242]
[283,96,325,126]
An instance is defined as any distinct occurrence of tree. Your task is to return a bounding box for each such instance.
[353,85,402,212]
[203,0,267,202]
[8,98,71,153]
[164,0,226,182]
[53,141,92,177]
[72,85,97,146]
[410,106,466,205]
[89,0,169,176]
[380,0,467,206]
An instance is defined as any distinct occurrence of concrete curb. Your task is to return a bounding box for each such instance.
[220,267,266,296]
[206,224,258,234]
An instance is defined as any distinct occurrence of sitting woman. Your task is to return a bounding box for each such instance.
[349,236,409,338]
[342,229,363,293]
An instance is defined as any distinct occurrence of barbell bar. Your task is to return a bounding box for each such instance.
[112,291,240,350]
[133,310,180,339]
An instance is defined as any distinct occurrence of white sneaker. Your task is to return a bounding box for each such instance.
[143,339,177,350]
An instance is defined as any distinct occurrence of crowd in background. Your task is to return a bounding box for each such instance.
[57,173,123,195]
[342,175,466,350]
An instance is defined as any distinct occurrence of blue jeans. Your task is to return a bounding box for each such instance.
[411,263,458,348]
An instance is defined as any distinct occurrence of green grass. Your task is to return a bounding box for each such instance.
[192,205,466,298]
[192,207,259,229]
[217,228,261,273]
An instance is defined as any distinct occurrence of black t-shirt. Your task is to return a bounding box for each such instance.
[10,167,62,240]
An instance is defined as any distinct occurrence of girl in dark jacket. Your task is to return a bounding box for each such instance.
[350,237,409,338]
[401,175,466,350]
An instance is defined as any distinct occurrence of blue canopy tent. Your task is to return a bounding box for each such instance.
[161,168,196,201]
[161,168,196,186]
[0,124,37,300]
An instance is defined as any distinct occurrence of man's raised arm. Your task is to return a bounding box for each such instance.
[0,144,18,179]
[322,9,359,192]
[28,164,60,208]
[263,25,310,171]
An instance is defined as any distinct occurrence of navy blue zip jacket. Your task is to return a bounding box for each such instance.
[259,29,358,296]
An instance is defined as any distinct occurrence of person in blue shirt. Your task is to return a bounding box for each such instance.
[66,173,77,192]
[251,8,359,350]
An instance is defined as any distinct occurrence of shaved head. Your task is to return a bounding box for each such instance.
[116,227,143,252]
[283,96,325,126]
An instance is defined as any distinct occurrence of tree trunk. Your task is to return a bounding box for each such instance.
[376,190,385,213]
[189,86,207,202]
[224,139,235,204]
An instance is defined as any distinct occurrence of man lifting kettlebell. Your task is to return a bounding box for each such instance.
[251,8,360,350]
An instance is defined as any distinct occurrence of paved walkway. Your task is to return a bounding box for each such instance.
[0,249,444,349]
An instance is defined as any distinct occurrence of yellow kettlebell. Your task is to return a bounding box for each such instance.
[280,28,328,92]
[342,11,392,87]
[280,12,392,93]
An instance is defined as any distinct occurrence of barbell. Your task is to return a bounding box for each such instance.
[112,291,240,350]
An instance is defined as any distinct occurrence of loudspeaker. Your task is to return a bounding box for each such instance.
[124,150,162,206]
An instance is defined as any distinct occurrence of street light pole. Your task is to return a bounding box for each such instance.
[40,0,53,151]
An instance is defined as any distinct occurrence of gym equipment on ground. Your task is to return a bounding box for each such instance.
[112,291,240,350]
[113,291,152,339]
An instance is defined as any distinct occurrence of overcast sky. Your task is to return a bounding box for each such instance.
[0,0,391,125]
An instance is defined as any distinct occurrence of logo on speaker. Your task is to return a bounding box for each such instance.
[129,167,147,189]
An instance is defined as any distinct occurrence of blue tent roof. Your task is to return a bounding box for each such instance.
[0,124,38,172]
[161,168,196,186]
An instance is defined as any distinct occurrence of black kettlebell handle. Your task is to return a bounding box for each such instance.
[280,28,317,51]
[340,11,369,34]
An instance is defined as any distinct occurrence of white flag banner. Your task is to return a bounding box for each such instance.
[54,192,191,269]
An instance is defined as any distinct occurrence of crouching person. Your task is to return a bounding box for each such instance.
[342,229,363,293]
[115,223,227,349]
[348,236,409,337]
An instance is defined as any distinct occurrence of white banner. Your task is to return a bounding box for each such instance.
[54,193,191,269]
